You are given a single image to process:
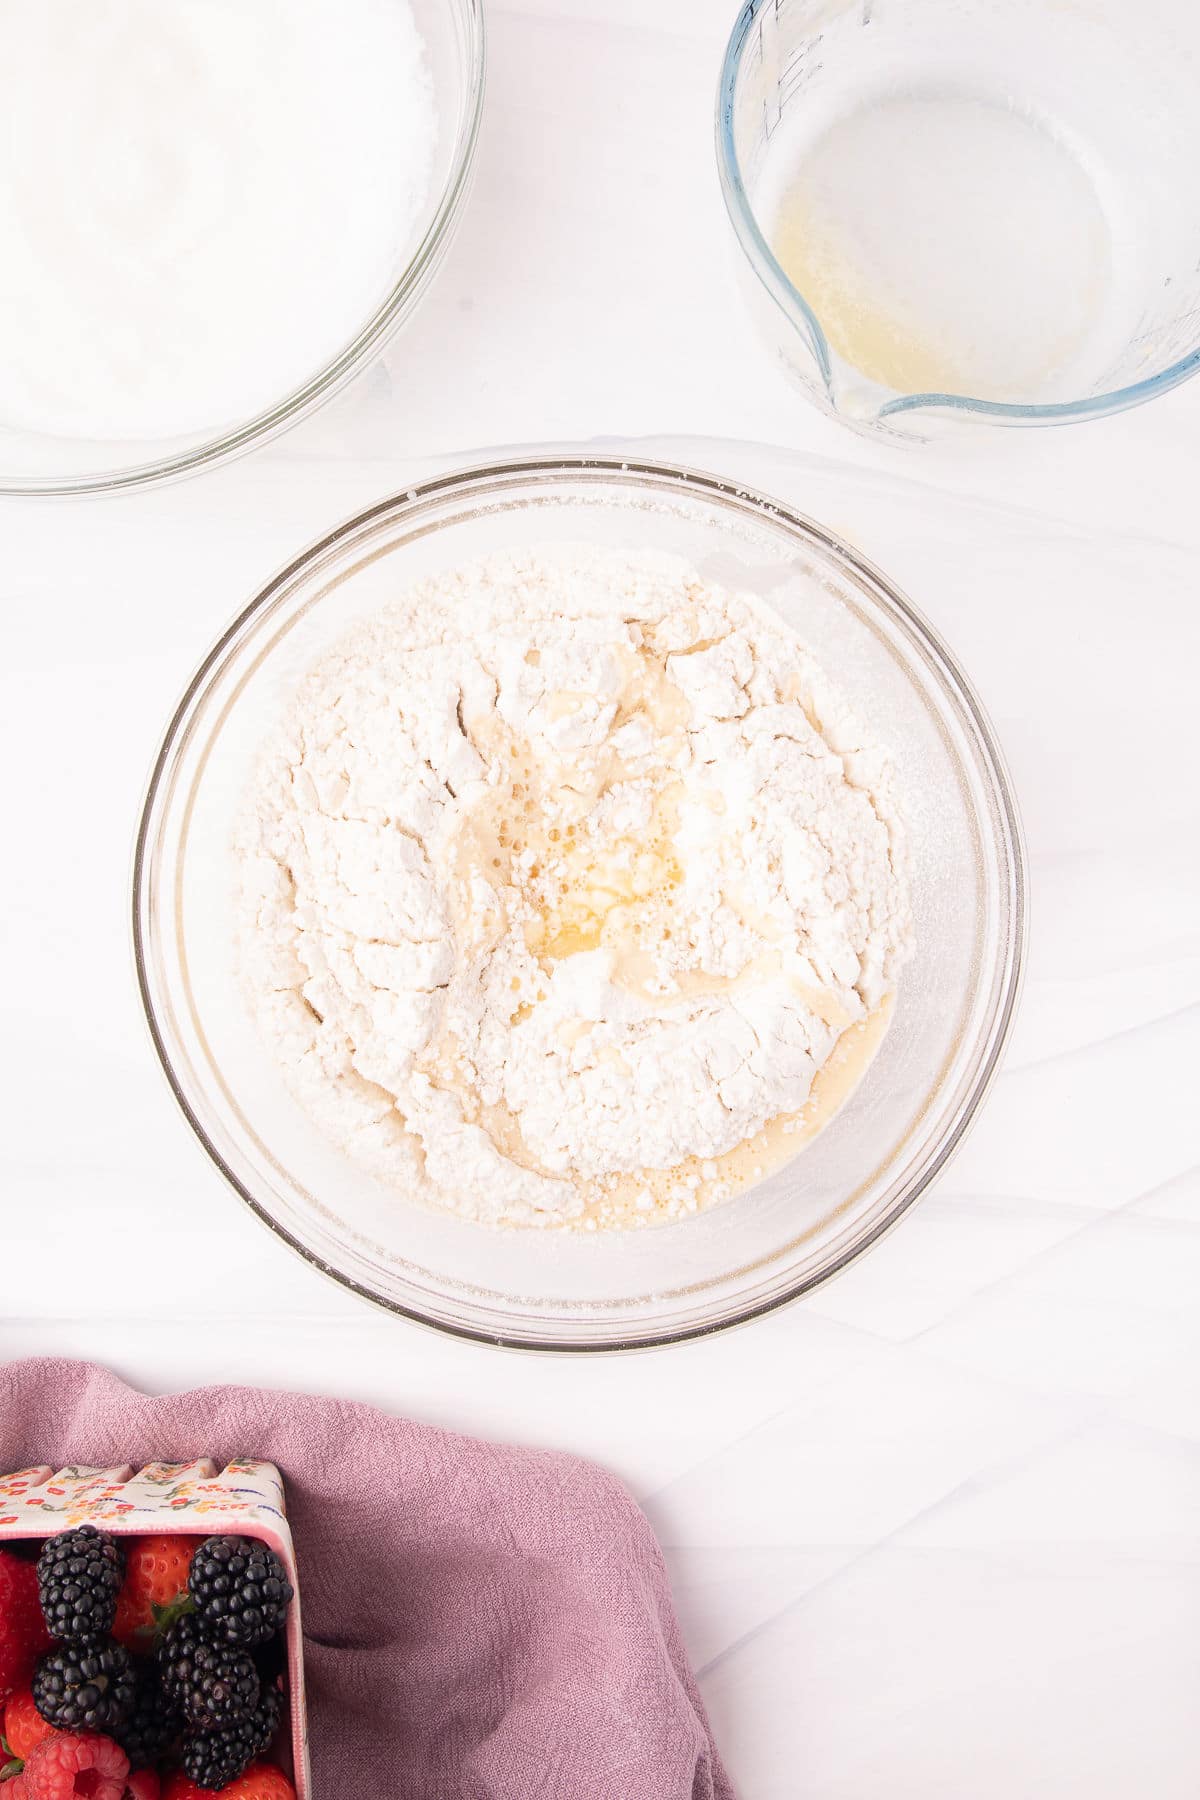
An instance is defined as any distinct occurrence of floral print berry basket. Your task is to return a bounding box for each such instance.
[0,1459,310,1798]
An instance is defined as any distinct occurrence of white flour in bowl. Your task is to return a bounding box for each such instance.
[0,0,436,442]
[236,548,913,1229]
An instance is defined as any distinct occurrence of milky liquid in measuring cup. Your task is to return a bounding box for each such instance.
[763,93,1122,403]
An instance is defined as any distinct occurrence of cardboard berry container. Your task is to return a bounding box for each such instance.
[0,1459,310,1797]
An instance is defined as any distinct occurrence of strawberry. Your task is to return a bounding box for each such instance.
[162,1764,294,1800]
[4,1687,55,1761]
[113,1539,201,1652]
[0,1552,51,1704]
[124,1771,160,1800]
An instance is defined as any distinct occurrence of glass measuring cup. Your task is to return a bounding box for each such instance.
[717,0,1200,437]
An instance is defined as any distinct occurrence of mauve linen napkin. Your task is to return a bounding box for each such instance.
[0,1359,733,1800]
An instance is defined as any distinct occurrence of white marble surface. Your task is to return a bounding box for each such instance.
[3,2,1199,1794]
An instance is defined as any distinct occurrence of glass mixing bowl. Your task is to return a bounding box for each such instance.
[133,457,1026,1350]
[0,0,484,497]
[717,0,1200,437]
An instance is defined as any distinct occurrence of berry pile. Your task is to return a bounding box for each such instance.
[0,1530,295,1800]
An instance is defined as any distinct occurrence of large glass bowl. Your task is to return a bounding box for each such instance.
[1,0,484,497]
[133,457,1026,1350]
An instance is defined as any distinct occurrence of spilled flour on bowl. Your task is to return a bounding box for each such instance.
[236,548,913,1228]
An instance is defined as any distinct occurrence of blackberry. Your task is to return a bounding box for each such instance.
[32,1635,136,1732]
[181,1686,284,1793]
[113,1657,181,1768]
[180,1721,256,1791]
[249,1676,285,1757]
[160,1615,259,1731]
[188,1536,293,1648]
[158,1608,207,1691]
[36,1524,124,1641]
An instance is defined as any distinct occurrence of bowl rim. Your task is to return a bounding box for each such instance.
[132,452,1028,1353]
[715,0,1200,427]
[0,0,486,499]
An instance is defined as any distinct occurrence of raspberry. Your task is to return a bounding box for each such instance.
[5,1685,56,1761]
[36,1531,124,1644]
[113,1540,200,1653]
[0,1551,53,1702]
[162,1766,294,1800]
[21,1730,129,1800]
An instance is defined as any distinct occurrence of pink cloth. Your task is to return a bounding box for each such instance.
[0,1359,733,1800]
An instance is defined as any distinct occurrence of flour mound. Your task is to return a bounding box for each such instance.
[236,547,913,1227]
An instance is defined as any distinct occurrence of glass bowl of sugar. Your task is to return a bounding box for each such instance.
[0,0,484,495]
[134,456,1026,1351]
[717,0,1200,437]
